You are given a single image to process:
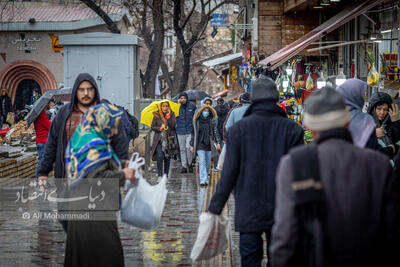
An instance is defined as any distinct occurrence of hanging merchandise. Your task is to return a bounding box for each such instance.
[367,64,380,87]
[306,73,314,90]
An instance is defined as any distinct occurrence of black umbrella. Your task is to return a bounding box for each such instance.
[26,87,72,127]
[172,89,211,101]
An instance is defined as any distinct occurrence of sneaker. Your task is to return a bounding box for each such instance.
[188,165,194,173]
[200,182,207,187]
[180,167,188,173]
[157,176,162,183]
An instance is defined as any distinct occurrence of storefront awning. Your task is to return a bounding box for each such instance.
[259,0,385,69]
[203,53,242,68]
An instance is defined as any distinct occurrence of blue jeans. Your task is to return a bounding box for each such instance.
[36,143,46,179]
[197,150,211,183]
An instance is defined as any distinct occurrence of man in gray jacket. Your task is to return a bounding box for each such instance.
[271,87,398,267]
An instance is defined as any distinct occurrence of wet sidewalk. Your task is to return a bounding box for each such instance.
[0,161,240,266]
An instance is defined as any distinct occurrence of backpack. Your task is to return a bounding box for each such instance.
[126,110,139,141]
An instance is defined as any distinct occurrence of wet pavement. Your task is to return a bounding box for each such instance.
[0,161,241,266]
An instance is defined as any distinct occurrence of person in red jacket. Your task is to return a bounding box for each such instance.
[34,101,53,179]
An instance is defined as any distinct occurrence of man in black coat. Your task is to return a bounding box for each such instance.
[208,75,304,267]
[38,74,129,233]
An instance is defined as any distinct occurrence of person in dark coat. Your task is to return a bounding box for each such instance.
[271,87,398,267]
[190,103,221,186]
[208,75,304,267]
[150,101,178,179]
[38,73,129,232]
[367,92,400,158]
[336,79,394,157]
[0,88,12,126]
[176,92,196,173]
[64,103,136,267]
[213,97,229,167]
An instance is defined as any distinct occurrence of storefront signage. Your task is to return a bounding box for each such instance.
[11,37,41,51]
[210,14,229,28]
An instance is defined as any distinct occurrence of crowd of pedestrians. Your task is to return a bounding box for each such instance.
[28,70,400,266]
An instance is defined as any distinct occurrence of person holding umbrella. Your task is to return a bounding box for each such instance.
[150,101,178,180]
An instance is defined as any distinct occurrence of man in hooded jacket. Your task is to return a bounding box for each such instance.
[208,75,304,267]
[38,74,129,232]
[39,73,129,181]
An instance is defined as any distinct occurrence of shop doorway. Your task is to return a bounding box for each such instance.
[14,79,41,111]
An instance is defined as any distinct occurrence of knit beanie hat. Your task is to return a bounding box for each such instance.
[239,92,251,104]
[250,75,279,103]
[303,87,351,132]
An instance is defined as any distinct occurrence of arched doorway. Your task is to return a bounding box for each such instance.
[0,60,57,104]
[14,79,41,111]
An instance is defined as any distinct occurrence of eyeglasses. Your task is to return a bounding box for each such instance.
[77,87,95,93]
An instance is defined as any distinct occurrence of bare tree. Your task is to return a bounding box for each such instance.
[169,0,237,95]
[81,0,121,34]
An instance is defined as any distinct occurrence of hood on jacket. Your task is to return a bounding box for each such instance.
[336,79,367,111]
[201,96,214,107]
[194,105,217,121]
[214,103,230,116]
[367,92,392,115]
[70,73,100,112]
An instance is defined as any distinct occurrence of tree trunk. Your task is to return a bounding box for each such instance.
[81,0,120,34]
[178,49,192,92]
[142,0,164,98]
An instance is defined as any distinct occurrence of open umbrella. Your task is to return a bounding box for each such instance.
[26,87,72,127]
[172,89,211,101]
[140,100,180,127]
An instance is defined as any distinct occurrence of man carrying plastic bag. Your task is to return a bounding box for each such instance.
[191,212,230,261]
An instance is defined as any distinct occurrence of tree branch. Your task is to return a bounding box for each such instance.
[180,0,196,30]
[81,0,120,34]
[191,69,209,89]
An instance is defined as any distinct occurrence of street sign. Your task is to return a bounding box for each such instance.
[210,14,229,28]
[51,35,63,52]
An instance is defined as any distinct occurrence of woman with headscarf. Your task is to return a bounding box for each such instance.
[367,92,400,156]
[190,103,221,186]
[64,103,136,267]
[150,101,178,180]
[336,79,395,157]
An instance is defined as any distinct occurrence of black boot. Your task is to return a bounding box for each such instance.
[188,164,194,173]
[180,167,188,173]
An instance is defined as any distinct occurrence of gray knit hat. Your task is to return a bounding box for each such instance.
[303,87,351,132]
[250,75,279,103]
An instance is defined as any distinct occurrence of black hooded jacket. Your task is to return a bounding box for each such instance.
[214,104,230,141]
[39,73,129,178]
[367,92,400,149]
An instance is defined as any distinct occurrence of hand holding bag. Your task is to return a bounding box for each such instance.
[121,153,168,230]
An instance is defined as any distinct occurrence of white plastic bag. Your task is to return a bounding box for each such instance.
[121,153,168,230]
[216,145,226,171]
[190,212,230,261]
